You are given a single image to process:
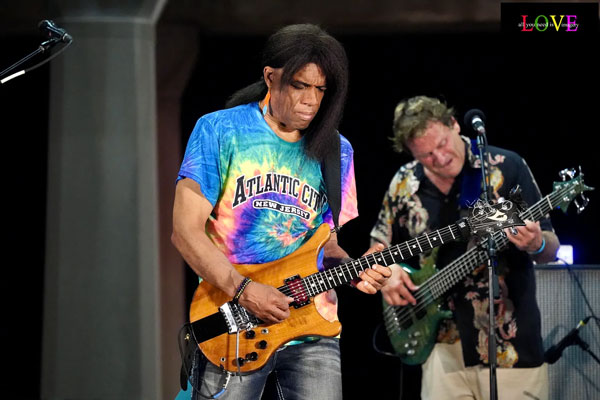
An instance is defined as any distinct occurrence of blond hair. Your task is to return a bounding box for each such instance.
[391,96,455,153]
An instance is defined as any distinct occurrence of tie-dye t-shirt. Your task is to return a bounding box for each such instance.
[178,102,358,321]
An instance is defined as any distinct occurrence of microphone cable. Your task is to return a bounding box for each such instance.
[1,38,73,85]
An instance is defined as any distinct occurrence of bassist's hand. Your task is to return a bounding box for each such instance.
[239,281,294,324]
[381,264,418,306]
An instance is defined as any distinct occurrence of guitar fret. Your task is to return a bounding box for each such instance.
[339,265,349,283]
[338,267,347,285]
[368,253,377,268]
[303,276,312,297]
[546,196,553,210]
[314,274,323,293]
[437,230,444,244]
[388,248,397,264]
[424,232,433,249]
[350,260,360,278]
[314,274,324,293]
[415,237,424,252]
[449,227,456,240]
[354,258,365,275]
[320,270,333,290]
[406,241,414,257]
[396,245,405,260]
[326,269,337,288]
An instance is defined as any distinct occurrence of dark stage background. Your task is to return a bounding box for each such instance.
[2,29,598,399]
[179,30,598,400]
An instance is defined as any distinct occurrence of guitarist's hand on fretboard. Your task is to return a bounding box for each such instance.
[504,220,559,264]
[239,281,294,324]
[354,242,392,294]
[381,264,419,306]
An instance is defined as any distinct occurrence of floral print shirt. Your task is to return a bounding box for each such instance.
[371,136,553,368]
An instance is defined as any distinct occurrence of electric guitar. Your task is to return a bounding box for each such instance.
[382,168,593,365]
[188,200,523,373]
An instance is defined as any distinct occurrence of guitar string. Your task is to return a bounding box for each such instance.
[251,182,575,321]
[276,224,462,298]
[231,182,579,338]
[279,192,538,300]
[383,183,575,327]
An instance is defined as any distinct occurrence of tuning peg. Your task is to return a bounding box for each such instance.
[575,193,590,214]
[559,168,576,181]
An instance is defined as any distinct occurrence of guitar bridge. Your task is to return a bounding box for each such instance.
[219,301,261,334]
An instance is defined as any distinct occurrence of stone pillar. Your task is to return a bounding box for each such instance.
[41,1,179,398]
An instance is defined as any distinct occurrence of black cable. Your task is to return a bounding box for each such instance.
[371,322,401,359]
[25,40,72,74]
[372,323,405,400]
[1,39,72,84]
[567,266,600,332]
[177,324,231,399]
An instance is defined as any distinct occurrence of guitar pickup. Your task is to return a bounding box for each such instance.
[284,275,311,309]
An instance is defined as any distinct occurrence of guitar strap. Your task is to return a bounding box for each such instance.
[321,131,342,231]
[458,139,484,208]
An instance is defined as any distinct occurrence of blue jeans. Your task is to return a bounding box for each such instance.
[188,337,342,400]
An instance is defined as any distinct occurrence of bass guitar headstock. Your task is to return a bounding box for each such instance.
[468,199,525,238]
[555,167,594,214]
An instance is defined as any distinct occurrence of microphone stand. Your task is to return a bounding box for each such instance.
[0,38,60,83]
[476,130,499,400]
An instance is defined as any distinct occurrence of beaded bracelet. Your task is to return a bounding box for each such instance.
[528,238,546,255]
[233,277,252,302]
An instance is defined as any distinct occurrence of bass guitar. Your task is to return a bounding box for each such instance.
[382,168,593,365]
[188,199,523,373]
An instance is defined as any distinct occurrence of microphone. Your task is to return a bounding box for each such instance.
[463,109,486,135]
[544,316,591,364]
[38,20,73,43]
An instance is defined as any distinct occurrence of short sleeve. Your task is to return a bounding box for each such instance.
[177,117,222,206]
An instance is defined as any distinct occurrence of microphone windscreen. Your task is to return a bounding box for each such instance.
[463,108,486,127]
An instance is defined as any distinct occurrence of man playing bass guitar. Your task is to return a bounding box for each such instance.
[371,96,560,400]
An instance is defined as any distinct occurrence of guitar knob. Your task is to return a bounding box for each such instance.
[413,331,421,337]
[245,330,256,339]
[236,357,245,366]
[407,349,416,356]
[247,352,258,361]
[258,340,268,349]
[410,340,418,346]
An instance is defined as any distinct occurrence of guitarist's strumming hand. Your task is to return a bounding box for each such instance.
[238,280,294,324]
[355,242,392,294]
[381,264,419,306]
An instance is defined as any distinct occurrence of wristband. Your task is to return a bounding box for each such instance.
[233,277,252,302]
[528,238,546,255]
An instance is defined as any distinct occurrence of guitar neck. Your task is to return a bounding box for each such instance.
[417,186,568,300]
[299,221,468,297]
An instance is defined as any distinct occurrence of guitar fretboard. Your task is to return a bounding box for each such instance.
[295,222,467,298]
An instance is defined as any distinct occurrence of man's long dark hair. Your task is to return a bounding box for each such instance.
[226,24,349,163]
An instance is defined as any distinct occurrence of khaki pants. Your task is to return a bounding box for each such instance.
[421,342,548,400]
